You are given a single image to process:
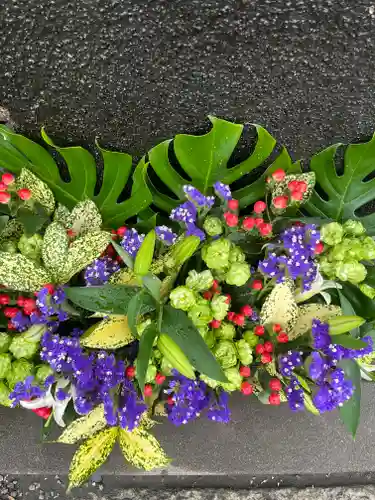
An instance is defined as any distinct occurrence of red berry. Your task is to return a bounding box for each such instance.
[7,320,16,330]
[203,291,213,300]
[253,201,267,214]
[291,190,303,201]
[241,381,253,395]
[23,298,36,310]
[210,319,221,329]
[32,407,52,419]
[272,195,288,210]
[2,173,15,186]
[66,229,76,237]
[227,199,239,211]
[212,280,219,290]
[224,212,238,227]
[254,325,265,336]
[43,284,55,295]
[297,181,308,193]
[0,192,11,204]
[314,242,324,254]
[251,280,263,290]
[241,305,253,317]
[0,182,7,191]
[144,384,153,397]
[227,311,236,321]
[167,395,175,406]
[255,343,265,355]
[269,392,281,405]
[239,366,251,377]
[272,323,282,333]
[269,378,282,392]
[117,226,127,237]
[264,341,273,353]
[17,188,32,200]
[272,169,286,182]
[225,294,231,304]
[288,180,300,191]
[254,217,264,227]
[16,296,26,307]
[233,314,245,326]
[258,222,273,237]
[277,332,289,343]
[0,294,10,305]
[155,373,166,385]
[261,352,273,364]
[125,366,136,379]
[4,307,19,318]
[242,217,256,230]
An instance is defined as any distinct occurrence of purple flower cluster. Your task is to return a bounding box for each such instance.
[9,375,54,407]
[170,201,197,224]
[259,224,321,291]
[155,225,178,246]
[183,185,215,209]
[286,377,305,412]
[213,182,232,201]
[84,256,120,286]
[279,350,304,376]
[207,390,231,423]
[120,228,145,258]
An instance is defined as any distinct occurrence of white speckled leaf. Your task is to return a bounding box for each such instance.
[260,280,298,333]
[290,304,342,340]
[58,404,107,444]
[53,204,71,227]
[69,199,102,236]
[0,253,52,292]
[16,168,55,214]
[118,427,170,471]
[42,222,69,281]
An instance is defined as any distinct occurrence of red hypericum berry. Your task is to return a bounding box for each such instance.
[4,307,19,318]
[44,284,55,295]
[251,280,263,290]
[253,201,267,214]
[66,229,76,238]
[227,199,239,211]
[241,381,253,395]
[314,242,324,254]
[227,311,236,322]
[242,217,256,230]
[272,169,286,182]
[269,378,282,392]
[16,296,26,307]
[32,407,52,419]
[269,392,281,405]
[258,222,273,237]
[277,332,289,343]
[203,291,213,300]
[241,305,253,317]
[23,298,36,310]
[210,319,222,329]
[17,188,32,200]
[155,373,166,385]
[255,343,265,355]
[261,352,273,364]
[144,384,153,397]
[272,323,282,333]
[2,173,15,186]
[288,180,300,191]
[106,245,115,257]
[264,341,274,353]
[117,226,127,237]
[7,320,16,330]
[272,195,288,210]
[23,307,35,316]
[239,365,251,377]
[233,314,245,326]
[254,325,265,336]
[224,212,239,227]
[291,190,303,201]
[254,217,264,227]
[0,182,7,191]
[297,181,308,193]
[167,395,175,406]
[0,294,10,305]
[125,366,136,379]
[0,192,11,204]
[225,294,231,304]
[212,280,219,291]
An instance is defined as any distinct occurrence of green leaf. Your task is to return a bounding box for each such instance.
[68,427,117,491]
[137,323,159,392]
[57,405,107,444]
[118,427,169,471]
[340,282,375,322]
[81,316,134,349]
[65,285,142,314]
[161,305,226,382]
[294,373,311,393]
[338,359,361,438]
[17,204,49,236]
[112,241,134,269]
[134,229,156,276]
[328,315,365,335]
[127,292,149,338]
[69,199,102,236]
[15,168,55,214]
[364,266,375,287]
[302,134,375,233]
[303,392,320,416]
[0,253,52,292]
[142,273,162,302]
[332,334,367,349]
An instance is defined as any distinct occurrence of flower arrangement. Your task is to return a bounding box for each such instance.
[0,117,375,490]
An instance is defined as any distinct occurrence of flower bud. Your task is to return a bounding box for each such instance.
[221,367,243,392]
[336,261,367,284]
[203,216,223,236]
[1,241,17,254]
[9,336,39,360]
[229,245,245,264]
[0,354,12,379]
[235,339,253,365]
[215,322,236,340]
[360,236,375,260]
[0,332,11,353]
[320,222,344,246]
[201,238,231,270]
[213,340,238,369]
[243,330,259,348]
[211,295,230,321]
[359,283,375,299]
[18,234,43,262]
[145,363,157,384]
[225,262,251,286]
[343,219,365,236]
[169,286,196,311]
[6,359,34,389]
[187,300,213,327]
[35,365,54,384]
[318,256,336,279]
[185,269,214,292]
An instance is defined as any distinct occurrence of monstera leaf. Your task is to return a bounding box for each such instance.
[146,116,297,212]
[0,126,152,228]
[302,134,375,234]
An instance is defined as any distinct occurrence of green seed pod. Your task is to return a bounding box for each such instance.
[342,219,365,236]
[134,229,156,276]
[221,367,242,392]
[157,333,195,379]
[215,322,236,340]
[171,236,201,266]
[0,381,11,407]
[0,332,11,353]
[320,222,344,246]
[336,261,367,284]
[185,270,214,292]
[9,336,39,360]
[243,330,258,349]
[225,262,251,286]
[0,354,12,379]
[18,233,44,262]
[213,340,238,369]
[235,339,253,365]
[201,238,231,270]
[203,216,223,237]
[187,300,213,327]
[6,359,34,389]
[211,295,230,321]
[35,364,54,384]
[169,286,197,311]
[229,245,245,264]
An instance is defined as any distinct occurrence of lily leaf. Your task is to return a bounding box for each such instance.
[338,359,361,438]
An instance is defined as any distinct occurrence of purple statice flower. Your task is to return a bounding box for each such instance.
[207,390,231,423]
[308,351,327,381]
[183,185,215,209]
[84,256,120,286]
[311,319,331,350]
[278,350,304,376]
[155,225,178,246]
[56,388,69,401]
[117,379,147,431]
[186,222,206,242]
[170,201,197,224]
[251,310,259,322]
[286,377,305,412]
[10,311,31,332]
[35,286,69,325]
[213,182,232,201]
[340,335,373,360]
[9,376,47,407]
[313,371,354,414]
[120,228,144,258]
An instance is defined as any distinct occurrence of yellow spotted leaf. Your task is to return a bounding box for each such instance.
[42,222,69,280]
[16,168,55,214]
[0,252,52,292]
[290,304,342,340]
[80,316,134,349]
[69,199,102,236]
[57,405,106,444]
[118,427,170,471]
[260,280,298,333]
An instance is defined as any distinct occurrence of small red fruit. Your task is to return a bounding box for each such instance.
[144,384,153,397]
[32,407,52,419]
[261,352,273,364]
[241,305,253,317]
[233,314,245,327]
[255,343,265,355]
[251,280,263,290]
[0,182,7,191]
[254,325,265,336]
[117,226,127,237]
[16,296,26,307]
[7,320,16,330]
[155,373,166,385]
[2,173,15,186]
[277,332,289,343]
[0,294,10,305]
[269,392,281,405]
[17,188,32,200]
[314,242,324,254]
[272,195,288,210]
[269,378,282,392]
[291,190,303,201]
[4,307,19,318]
[212,280,219,290]
[224,212,239,227]
[66,229,76,238]
[225,294,231,304]
[227,199,239,211]
[242,217,256,230]
[227,311,236,321]
[0,192,11,204]
[272,323,282,333]
[203,291,213,300]
[125,366,136,379]
[272,169,286,182]
[264,341,273,353]
[253,201,267,214]
[258,222,273,237]
[254,217,264,227]
[241,381,253,395]
[167,395,175,406]
[43,284,55,295]
[210,319,221,329]
[297,181,308,193]
[23,298,36,309]
[239,366,251,377]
